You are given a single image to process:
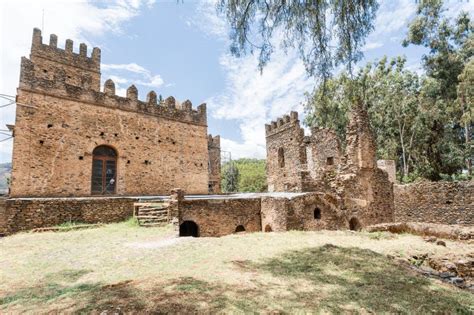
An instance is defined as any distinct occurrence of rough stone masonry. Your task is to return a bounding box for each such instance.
[9,28,220,197]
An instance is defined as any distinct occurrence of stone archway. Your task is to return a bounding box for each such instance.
[349,217,361,231]
[235,225,245,233]
[179,221,199,237]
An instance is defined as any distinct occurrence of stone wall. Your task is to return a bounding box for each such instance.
[394,181,474,225]
[261,192,345,232]
[2,197,135,234]
[265,112,306,192]
[10,29,214,197]
[179,198,262,237]
[208,135,221,193]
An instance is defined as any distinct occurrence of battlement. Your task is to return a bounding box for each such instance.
[19,57,207,125]
[265,111,299,136]
[208,134,221,148]
[30,28,100,71]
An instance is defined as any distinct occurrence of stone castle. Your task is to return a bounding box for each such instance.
[0,29,471,236]
[10,28,220,197]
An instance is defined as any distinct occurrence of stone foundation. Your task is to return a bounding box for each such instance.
[1,197,136,234]
[179,198,262,237]
[394,181,473,225]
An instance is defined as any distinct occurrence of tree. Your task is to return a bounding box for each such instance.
[218,0,379,80]
[456,58,474,176]
[305,57,425,181]
[221,162,240,192]
[403,1,473,179]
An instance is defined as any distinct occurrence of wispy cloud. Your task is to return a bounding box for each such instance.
[363,42,383,51]
[0,0,155,162]
[207,46,313,159]
[102,63,165,96]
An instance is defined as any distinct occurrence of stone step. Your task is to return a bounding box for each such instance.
[139,222,168,227]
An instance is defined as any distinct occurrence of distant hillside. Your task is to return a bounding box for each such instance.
[0,162,11,194]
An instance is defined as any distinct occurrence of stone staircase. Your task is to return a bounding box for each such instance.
[134,201,170,227]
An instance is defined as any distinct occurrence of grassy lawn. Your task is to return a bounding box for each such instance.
[0,221,473,313]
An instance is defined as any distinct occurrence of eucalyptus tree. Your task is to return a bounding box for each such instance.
[218,0,379,81]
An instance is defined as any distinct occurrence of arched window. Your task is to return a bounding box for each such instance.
[314,207,321,220]
[278,148,285,168]
[235,225,245,233]
[264,224,272,232]
[179,221,199,237]
[91,145,117,195]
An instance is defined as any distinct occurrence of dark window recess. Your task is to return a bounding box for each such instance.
[314,207,321,220]
[135,136,139,140]
[114,133,118,137]
[47,124,53,128]
[278,148,285,168]
[79,156,84,160]
[91,145,117,195]
[43,69,48,73]
[172,141,176,145]
[39,140,44,145]
[127,160,130,164]
[144,160,150,165]
[265,225,272,232]
[100,132,105,136]
[326,157,334,166]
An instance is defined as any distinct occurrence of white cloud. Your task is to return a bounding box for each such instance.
[0,0,154,162]
[208,47,313,159]
[188,0,227,40]
[362,42,383,51]
[102,63,165,95]
[193,1,313,159]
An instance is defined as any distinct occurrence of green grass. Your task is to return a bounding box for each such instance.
[0,222,472,313]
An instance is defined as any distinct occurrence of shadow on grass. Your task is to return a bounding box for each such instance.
[240,244,473,313]
[1,245,472,313]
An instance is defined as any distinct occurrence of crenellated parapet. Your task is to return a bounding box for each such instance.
[208,134,220,149]
[19,57,207,126]
[265,111,300,137]
[30,28,100,73]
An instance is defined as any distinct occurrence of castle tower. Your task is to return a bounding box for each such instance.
[25,28,101,91]
[265,112,306,192]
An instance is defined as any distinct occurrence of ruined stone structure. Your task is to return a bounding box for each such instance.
[265,102,394,230]
[9,29,220,197]
[208,135,221,193]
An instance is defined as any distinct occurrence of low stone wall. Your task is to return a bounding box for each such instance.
[394,181,473,225]
[179,198,262,237]
[3,197,136,234]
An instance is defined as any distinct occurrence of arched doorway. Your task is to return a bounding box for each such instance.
[349,217,361,231]
[91,145,117,194]
[180,221,199,237]
[264,224,272,232]
[235,225,245,233]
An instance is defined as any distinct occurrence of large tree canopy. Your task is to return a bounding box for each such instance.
[218,0,379,80]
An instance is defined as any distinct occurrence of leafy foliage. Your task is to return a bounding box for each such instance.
[218,0,379,80]
[221,159,266,193]
[221,162,240,192]
[305,2,472,181]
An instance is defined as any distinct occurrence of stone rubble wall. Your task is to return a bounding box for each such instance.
[179,198,262,237]
[2,197,136,234]
[394,181,473,225]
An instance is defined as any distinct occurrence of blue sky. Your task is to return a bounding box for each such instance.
[0,0,472,163]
